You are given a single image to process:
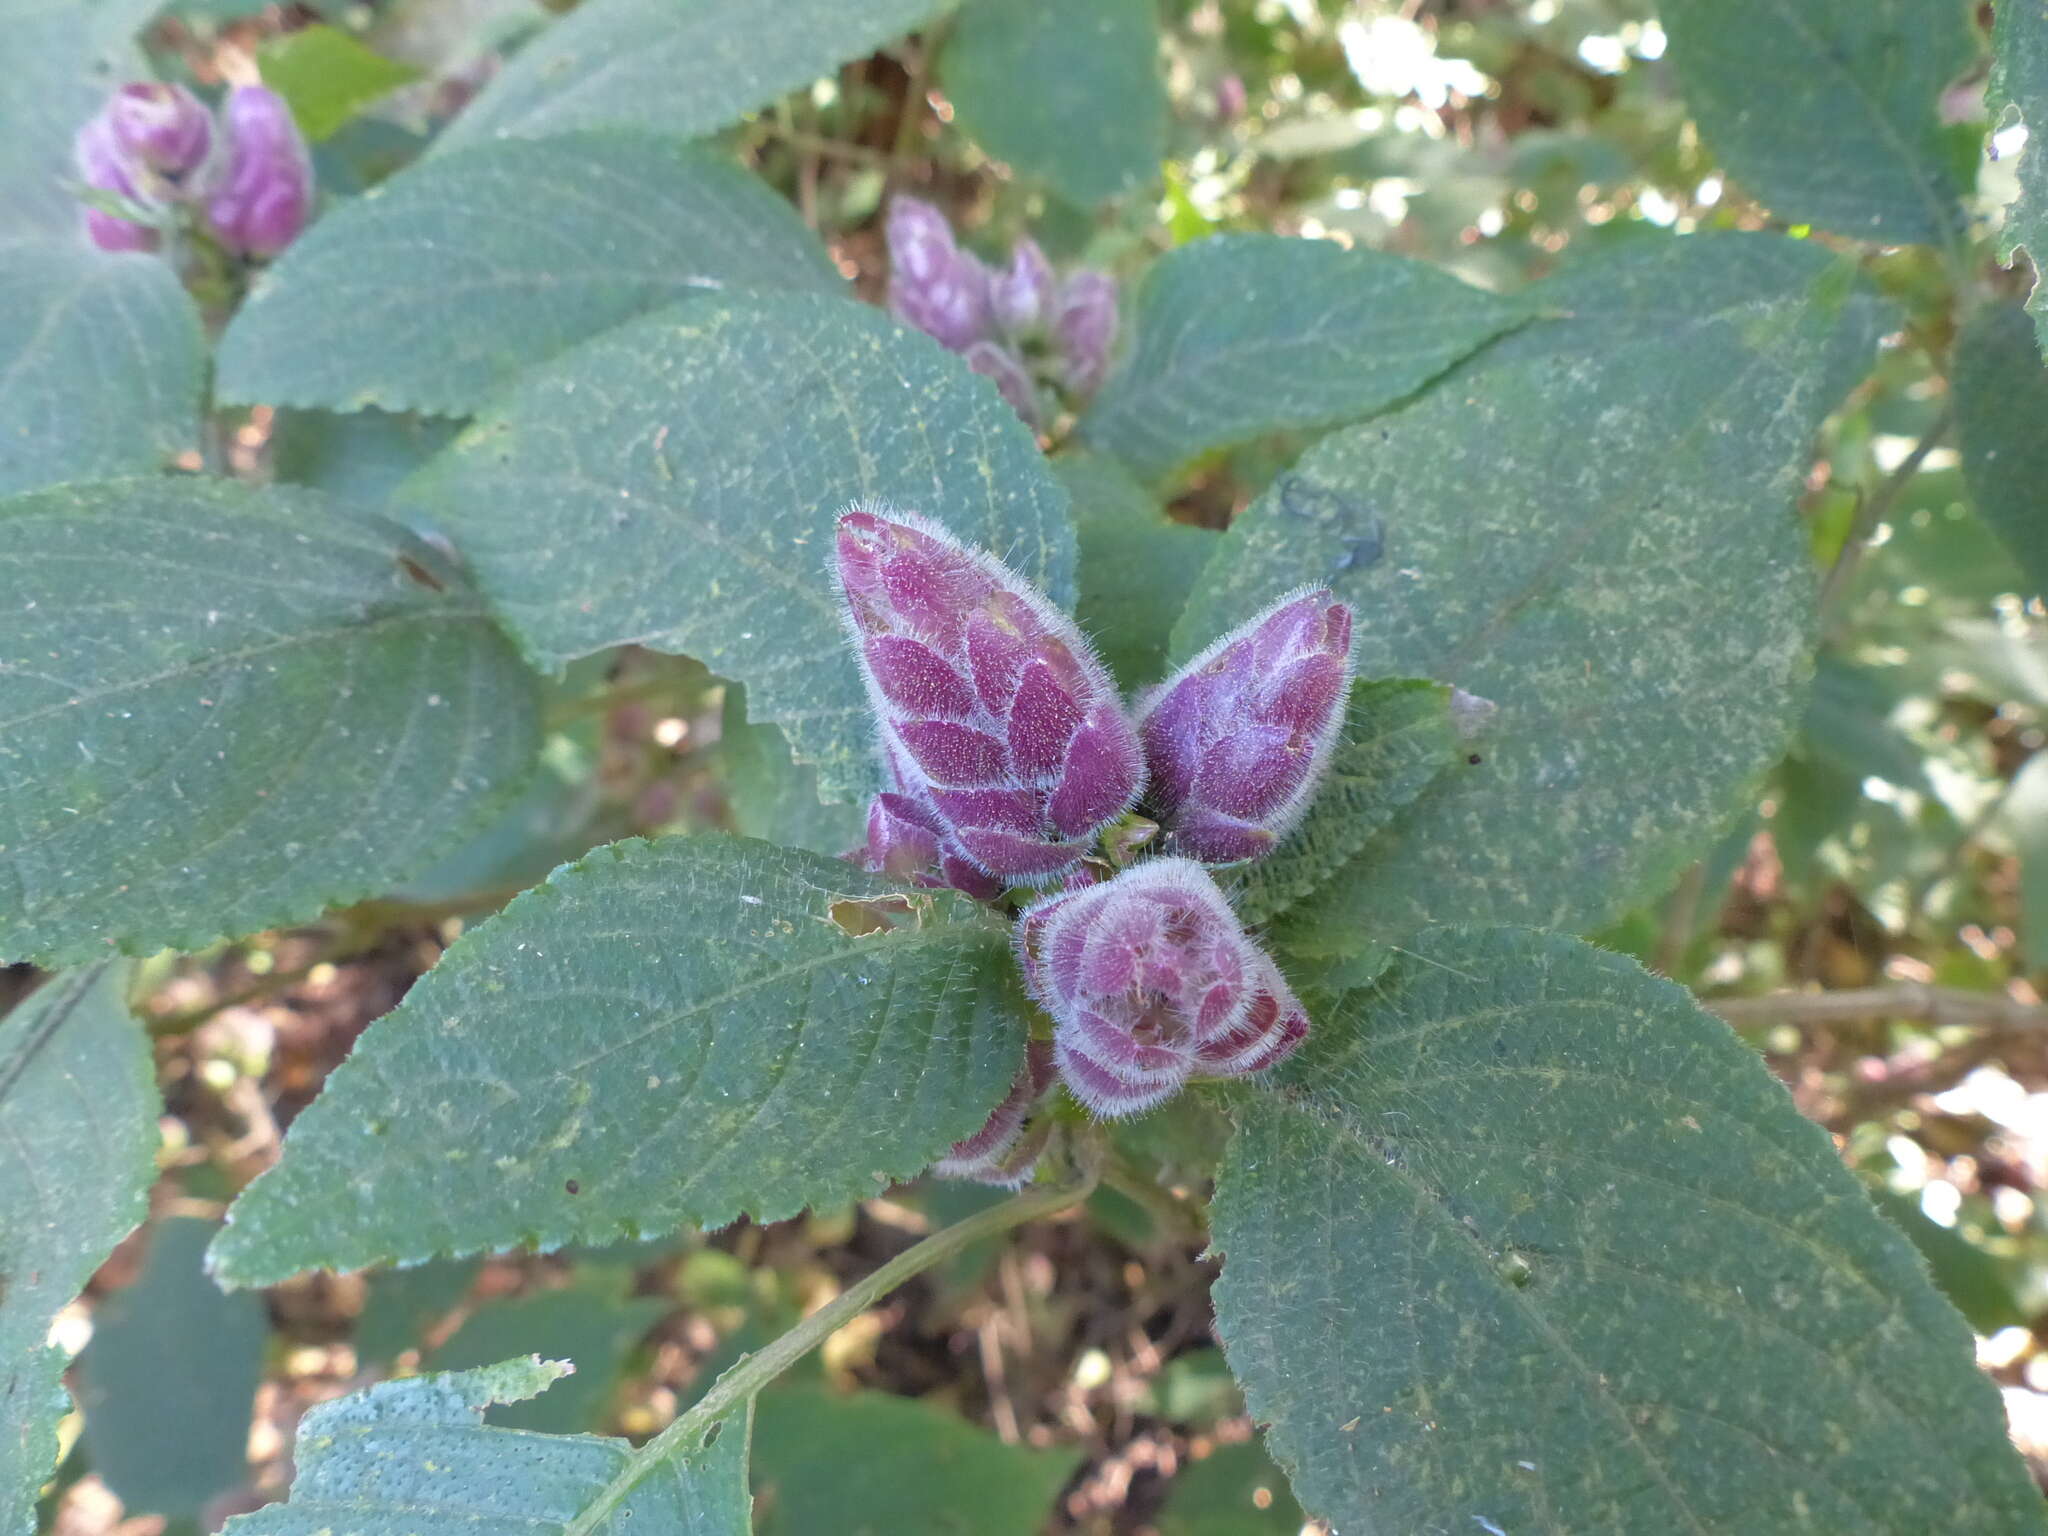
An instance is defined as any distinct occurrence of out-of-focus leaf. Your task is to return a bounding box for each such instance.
[355,1259,482,1367]
[1661,0,1971,245]
[942,0,1165,206]
[218,134,841,417]
[2001,751,2048,970]
[0,965,158,1536]
[1211,928,2042,1533]
[0,0,149,243]
[223,1360,751,1536]
[400,292,1075,802]
[1141,1347,1242,1425]
[718,686,863,858]
[750,1388,1078,1536]
[211,836,1025,1286]
[270,408,463,511]
[434,0,948,153]
[1994,0,2048,348]
[1175,235,1889,943]
[258,23,419,141]
[1870,1190,2027,1336]
[0,243,203,496]
[76,1218,265,1521]
[0,478,542,966]
[1058,453,1214,691]
[1953,300,2048,600]
[1079,234,1526,483]
[428,1282,667,1434]
[1155,1441,1304,1536]
[1799,656,1936,797]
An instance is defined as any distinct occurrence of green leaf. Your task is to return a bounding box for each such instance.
[1870,1190,2027,1336]
[1994,0,2048,344]
[750,1388,1078,1536]
[1078,235,1528,483]
[428,1282,668,1434]
[75,1218,265,1521]
[0,0,148,242]
[434,0,947,154]
[1953,300,2048,599]
[1230,678,1464,933]
[1999,751,2048,970]
[1210,928,2041,1534]
[258,24,419,142]
[217,134,841,417]
[0,477,542,967]
[400,292,1076,802]
[1797,656,1936,798]
[718,685,863,858]
[1059,453,1215,692]
[941,0,1166,206]
[0,242,204,496]
[1174,234,1889,942]
[270,407,464,511]
[211,835,1026,1287]
[0,964,158,1536]
[223,1359,752,1536]
[355,1259,482,1367]
[1659,0,1971,245]
[1155,1442,1304,1536]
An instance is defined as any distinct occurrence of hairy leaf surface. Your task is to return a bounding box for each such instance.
[0,965,157,1536]
[1079,235,1526,482]
[225,1359,750,1536]
[435,0,947,153]
[211,836,1025,1286]
[1660,0,1971,245]
[217,134,840,417]
[1211,928,2041,1533]
[0,243,203,496]
[942,0,1166,206]
[402,292,1075,802]
[1176,235,1889,940]
[0,478,541,965]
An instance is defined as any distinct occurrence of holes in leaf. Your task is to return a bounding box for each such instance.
[829,895,922,936]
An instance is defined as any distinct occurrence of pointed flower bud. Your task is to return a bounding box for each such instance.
[885,194,994,353]
[990,237,1057,335]
[1054,270,1118,394]
[836,505,1144,889]
[963,338,1041,427]
[1137,589,1354,865]
[72,113,161,253]
[932,1040,1057,1186]
[1016,858,1307,1118]
[206,86,313,257]
[107,83,214,182]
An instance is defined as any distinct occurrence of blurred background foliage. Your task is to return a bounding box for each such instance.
[19,0,2048,1531]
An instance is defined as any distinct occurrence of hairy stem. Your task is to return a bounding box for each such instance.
[562,1166,1097,1534]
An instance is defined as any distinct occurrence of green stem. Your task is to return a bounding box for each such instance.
[561,1168,1098,1535]
[1817,401,1954,632]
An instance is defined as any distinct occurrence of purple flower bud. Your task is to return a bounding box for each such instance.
[206,86,313,257]
[885,195,994,352]
[107,83,214,181]
[837,505,1145,889]
[1137,589,1354,865]
[933,1040,1057,1185]
[1214,73,1248,122]
[990,238,1057,335]
[1054,270,1118,395]
[963,339,1041,427]
[1016,859,1306,1118]
[72,114,161,253]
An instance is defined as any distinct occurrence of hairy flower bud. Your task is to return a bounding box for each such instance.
[72,114,161,253]
[932,1040,1057,1186]
[1054,270,1118,394]
[885,195,993,353]
[990,237,1056,335]
[1016,859,1307,1117]
[837,506,1144,889]
[107,83,213,181]
[206,86,313,257]
[1137,589,1354,865]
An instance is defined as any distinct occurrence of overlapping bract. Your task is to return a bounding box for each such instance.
[1137,589,1354,863]
[932,1040,1058,1185]
[839,508,1143,891]
[1017,859,1308,1117]
[884,195,1119,426]
[207,87,315,257]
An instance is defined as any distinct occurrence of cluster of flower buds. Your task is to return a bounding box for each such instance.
[839,507,1144,895]
[1017,859,1308,1117]
[1136,589,1355,863]
[72,83,312,257]
[884,196,1119,427]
